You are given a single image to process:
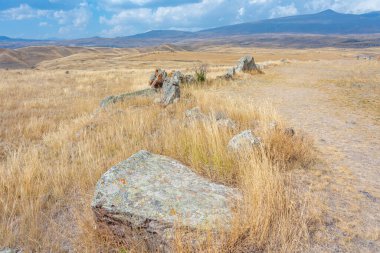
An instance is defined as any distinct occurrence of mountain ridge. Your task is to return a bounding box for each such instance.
[1,10,380,49]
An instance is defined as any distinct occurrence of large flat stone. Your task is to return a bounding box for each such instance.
[92,150,240,252]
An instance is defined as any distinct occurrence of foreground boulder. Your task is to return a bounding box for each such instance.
[228,130,261,152]
[92,150,240,252]
[235,55,259,73]
[161,75,180,105]
[100,88,158,108]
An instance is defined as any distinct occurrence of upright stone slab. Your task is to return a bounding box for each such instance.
[92,150,240,252]
[161,76,180,105]
[235,55,259,73]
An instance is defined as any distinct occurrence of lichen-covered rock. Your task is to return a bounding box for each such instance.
[185,107,206,120]
[0,248,20,253]
[235,55,259,73]
[92,150,240,252]
[100,88,158,108]
[216,118,237,129]
[172,71,195,85]
[161,76,180,106]
[228,130,261,151]
[217,67,235,80]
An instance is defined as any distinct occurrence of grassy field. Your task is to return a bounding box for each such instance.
[0,46,379,252]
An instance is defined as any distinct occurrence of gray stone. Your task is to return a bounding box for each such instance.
[216,118,237,130]
[92,150,240,252]
[185,107,206,120]
[172,71,195,85]
[235,55,259,73]
[217,67,235,80]
[100,88,158,108]
[228,130,261,151]
[0,248,20,253]
[161,76,180,106]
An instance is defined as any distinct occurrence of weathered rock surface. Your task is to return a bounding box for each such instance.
[235,55,259,73]
[150,69,167,88]
[185,107,206,120]
[0,248,20,253]
[161,76,180,106]
[100,88,158,108]
[185,108,237,129]
[217,67,236,80]
[216,118,237,129]
[92,150,240,252]
[228,130,261,151]
[172,71,195,85]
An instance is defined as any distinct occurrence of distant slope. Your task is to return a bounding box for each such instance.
[198,10,380,36]
[0,46,97,69]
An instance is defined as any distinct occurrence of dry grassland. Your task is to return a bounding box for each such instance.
[0,46,379,252]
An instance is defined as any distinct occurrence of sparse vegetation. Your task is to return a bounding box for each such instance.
[0,46,379,252]
[194,64,208,82]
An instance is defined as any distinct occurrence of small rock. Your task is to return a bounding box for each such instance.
[228,130,261,152]
[216,118,237,129]
[0,248,20,253]
[185,107,206,120]
[92,150,240,252]
[284,128,295,137]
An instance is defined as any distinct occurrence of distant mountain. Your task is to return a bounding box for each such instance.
[127,30,193,39]
[1,10,380,49]
[198,10,380,36]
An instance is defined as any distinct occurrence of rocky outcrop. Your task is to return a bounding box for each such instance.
[92,150,240,252]
[149,69,167,88]
[100,88,158,108]
[235,55,259,73]
[172,71,195,85]
[217,67,236,80]
[228,130,261,152]
[161,75,180,106]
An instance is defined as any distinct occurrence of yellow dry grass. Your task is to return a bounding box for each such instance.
[3,46,363,252]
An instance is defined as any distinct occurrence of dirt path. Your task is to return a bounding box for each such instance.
[215,61,380,252]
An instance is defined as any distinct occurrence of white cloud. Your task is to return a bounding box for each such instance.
[305,0,380,14]
[0,4,50,20]
[270,3,298,18]
[105,0,154,5]
[54,2,92,32]
[101,0,225,35]
[249,0,271,4]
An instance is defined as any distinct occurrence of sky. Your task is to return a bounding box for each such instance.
[0,0,379,39]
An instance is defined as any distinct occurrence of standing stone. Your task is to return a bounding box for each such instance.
[228,130,261,152]
[235,55,259,73]
[150,69,167,89]
[161,76,180,106]
[92,150,240,252]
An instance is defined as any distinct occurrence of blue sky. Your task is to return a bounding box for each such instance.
[0,0,379,39]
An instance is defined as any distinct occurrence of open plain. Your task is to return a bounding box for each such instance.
[0,45,379,252]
